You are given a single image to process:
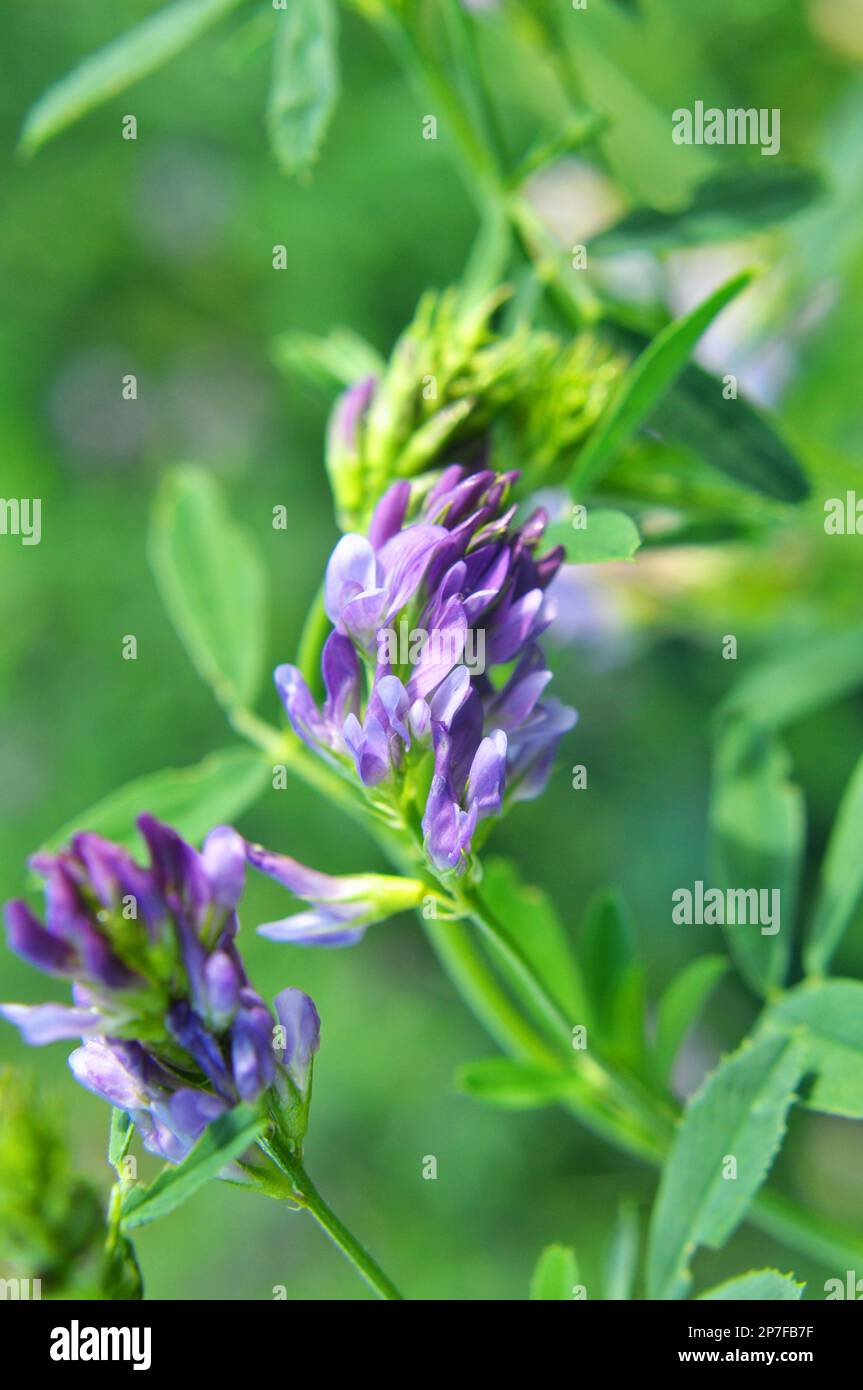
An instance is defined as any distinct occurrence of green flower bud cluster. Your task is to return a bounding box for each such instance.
[325,287,625,530]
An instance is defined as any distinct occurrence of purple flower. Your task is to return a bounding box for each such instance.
[276,468,575,875]
[246,841,426,946]
[273,989,321,1093]
[1,817,321,1163]
[326,376,377,527]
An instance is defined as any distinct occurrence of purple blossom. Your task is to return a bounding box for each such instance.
[1,817,321,1163]
[246,841,425,946]
[276,468,575,876]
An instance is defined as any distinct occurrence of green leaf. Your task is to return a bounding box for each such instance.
[272,326,384,393]
[699,1269,804,1301]
[149,465,267,711]
[121,1104,265,1230]
[459,203,514,312]
[646,1033,805,1300]
[653,955,728,1086]
[577,892,645,1064]
[456,1057,579,1109]
[649,362,809,502]
[19,0,246,158]
[572,271,753,493]
[603,1199,640,1301]
[479,859,590,1032]
[805,750,863,975]
[763,980,863,1120]
[43,747,269,855]
[543,508,641,564]
[511,110,608,185]
[720,625,863,730]
[709,718,805,996]
[592,168,821,256]
[108,1110,134,1177]
[530,1243,579,1300]
[267,0,340,176]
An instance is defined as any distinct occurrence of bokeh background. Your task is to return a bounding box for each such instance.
[1,0,863,1299]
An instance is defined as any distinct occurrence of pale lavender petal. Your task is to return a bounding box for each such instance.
[466,730,507,818]
[422,776,479,871]
[69,1040,149,1109]
[406,596,467,699]
[428,664,471,729]
[375,674,411,745]
[203,950,241,1027]
[0,1002,103,1045]
[378,524,448,620]
[437,560,467,603]
[321,631,361,725]
[510,745,557,802]
[507,698,578,801]
[486,588,545,664]
[245,842,349,903]
[231,1002,276,1101]
[275,663,339,758]
[343,712,391,786]
[341,586,387,647]
[201,826,246,911]
[324,534,379,627]
[409,698,432,741]
[274,987,321,1091]
[491,668,553,730]
[257,903,367,947]
[162,1088,227,1145]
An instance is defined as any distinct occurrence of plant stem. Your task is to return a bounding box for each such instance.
[251,726,863,1269]
[441,0,509,177]
[267,1141,403,1301]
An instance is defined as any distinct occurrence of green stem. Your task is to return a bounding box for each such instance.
[426,880,863,1265]
[457,883,574,1049]
[267,1142,403,1301]
[376,9,601,326]
[441,0,509,176]
[247,726,863,1267]
[375,12,499,208]
[423,915,561,1066]
[456,884,670,1157]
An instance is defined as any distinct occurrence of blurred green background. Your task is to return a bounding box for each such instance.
[1,0,863,1299]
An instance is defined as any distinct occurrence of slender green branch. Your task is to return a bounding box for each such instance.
[265,1140,403,1301]
[422,915,561,1066]
[241,717,863,1267]
[441,0,509,176]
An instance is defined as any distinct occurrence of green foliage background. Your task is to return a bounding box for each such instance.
[1,0,863,1298]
